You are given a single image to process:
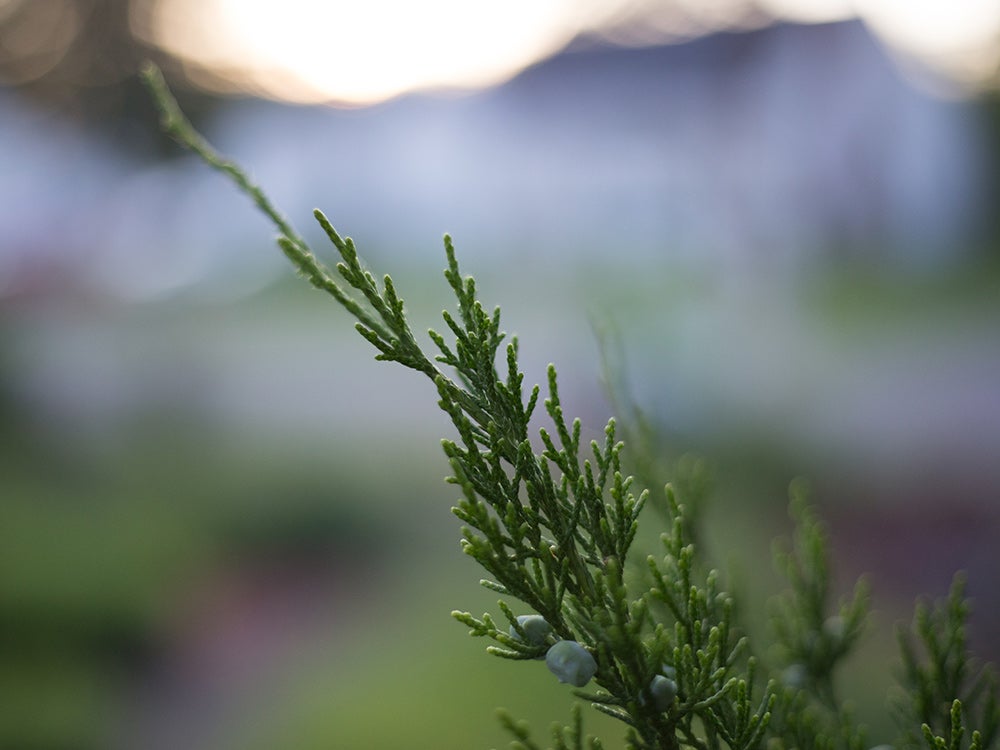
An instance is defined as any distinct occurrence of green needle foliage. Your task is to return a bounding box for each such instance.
[140,63,997,750]
[894,575,999,750]
[767,481,870,750]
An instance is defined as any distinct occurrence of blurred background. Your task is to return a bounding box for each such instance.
[1,1,999,748]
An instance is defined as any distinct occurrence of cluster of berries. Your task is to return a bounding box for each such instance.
[510,615,678,709]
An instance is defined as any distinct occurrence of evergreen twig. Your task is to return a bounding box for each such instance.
[141,63,996,750]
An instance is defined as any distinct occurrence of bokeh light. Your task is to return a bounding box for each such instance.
[0,0,81,84]
[129,0,1000,104]
[134,0,614,104]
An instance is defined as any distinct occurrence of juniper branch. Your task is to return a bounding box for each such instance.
[141,62,995,750]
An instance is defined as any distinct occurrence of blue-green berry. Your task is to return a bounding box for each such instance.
[545,640,597,687]
[823,615,845,640]
[781,663,808,689]
[509,614,552,646]
[649,674,678,710]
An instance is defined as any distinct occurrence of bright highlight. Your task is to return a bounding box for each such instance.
[142,0,601,104]
[137,0,1000,104]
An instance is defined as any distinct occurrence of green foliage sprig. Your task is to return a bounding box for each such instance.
[767,481,869,750]
[140,63,997,750]
[894,575,999,750]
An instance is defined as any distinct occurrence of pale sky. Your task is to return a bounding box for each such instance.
[136,0,999,103]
